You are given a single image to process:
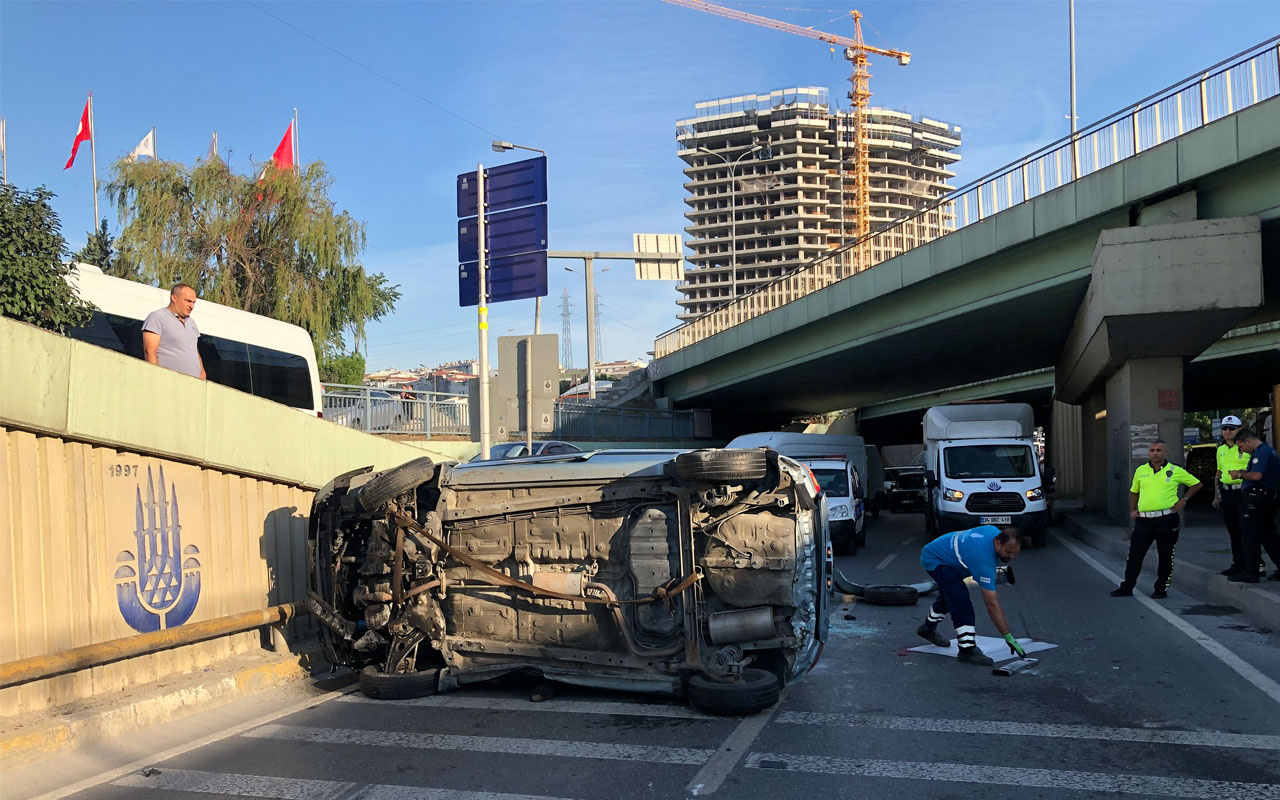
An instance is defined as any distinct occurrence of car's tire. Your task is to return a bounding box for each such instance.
[358,666,439,700]
[686,668,780,715]
[356,456,436,513]
[673,449,768,483]
[861,585,919,606]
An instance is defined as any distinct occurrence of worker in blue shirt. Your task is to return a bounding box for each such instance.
[1228,428,1280,583]
[917,525,1026,666]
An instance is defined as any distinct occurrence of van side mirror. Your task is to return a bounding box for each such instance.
[925,470,938,489]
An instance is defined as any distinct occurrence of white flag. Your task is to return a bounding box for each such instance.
[127,129,156,162]
[206,131,219,162]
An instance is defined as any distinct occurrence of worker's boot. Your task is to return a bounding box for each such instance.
[916,624,949,648]
[957,647,994,666]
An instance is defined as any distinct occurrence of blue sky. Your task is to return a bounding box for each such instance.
[3,0,1277,370]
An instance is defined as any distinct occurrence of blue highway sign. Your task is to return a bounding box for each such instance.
[457,205,548,264]
[459,250,548,307]
[457,156,547,218]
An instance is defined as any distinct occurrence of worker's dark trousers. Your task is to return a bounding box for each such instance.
[1121,514,1179,593]
[925,565,978,648]
[1219,488,1244,568]
[1240,491,1280,574]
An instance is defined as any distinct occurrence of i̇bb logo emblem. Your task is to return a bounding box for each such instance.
[986,480,1002,492]
[113,466,201,632]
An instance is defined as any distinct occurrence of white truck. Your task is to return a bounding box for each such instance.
[922,403,1048,546]
[727,432,867,553]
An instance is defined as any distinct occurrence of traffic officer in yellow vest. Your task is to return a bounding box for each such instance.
[1111,439,1202,599]
[1214,415,1254,578]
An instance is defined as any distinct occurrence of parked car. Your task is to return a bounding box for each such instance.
[307,448,829,714]
[468,440,583,461]
[323,389,403,431]
[889,468,927,513]
[795,456,864,554]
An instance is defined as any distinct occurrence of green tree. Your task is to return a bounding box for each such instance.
[320,351,366,385]
[73,218,116,272]
[0,184,95,333]
[106,157,398,359]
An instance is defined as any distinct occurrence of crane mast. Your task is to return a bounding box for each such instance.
[661,0,910,264]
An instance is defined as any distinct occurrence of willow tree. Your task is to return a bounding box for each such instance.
[106,156,398,358]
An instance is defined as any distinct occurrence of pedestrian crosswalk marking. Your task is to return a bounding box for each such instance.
[775,711,1280,750]
[336,693,716,719]
[745,752,1280,798]
[112,768,578,800]
[243,723,712,765]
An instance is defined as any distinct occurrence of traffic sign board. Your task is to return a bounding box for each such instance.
[458,250,548,307]
[457,156,547,218]
[457,205,548,264]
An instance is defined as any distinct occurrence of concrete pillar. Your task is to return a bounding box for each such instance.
[1081,391,1108,512]
[1102,357,1185,522]
[1050,400,1084,497]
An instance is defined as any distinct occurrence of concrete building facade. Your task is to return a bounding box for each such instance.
[675,86,961,320]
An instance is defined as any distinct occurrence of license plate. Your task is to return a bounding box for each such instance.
[981,516,1012,524]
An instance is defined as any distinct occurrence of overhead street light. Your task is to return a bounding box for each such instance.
[697,143,763,307]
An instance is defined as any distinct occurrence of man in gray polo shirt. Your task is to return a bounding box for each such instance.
[142,283,206,380]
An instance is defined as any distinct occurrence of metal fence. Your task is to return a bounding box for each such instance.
[321,384,469,436]
[554,404,713,440]
[653,37,1280,359]
[322,384,714,440]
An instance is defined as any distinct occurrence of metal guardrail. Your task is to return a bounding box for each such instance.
[654,37,1280,359]
[322,383,469,436]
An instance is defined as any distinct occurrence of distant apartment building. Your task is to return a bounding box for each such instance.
[675,86,961,320]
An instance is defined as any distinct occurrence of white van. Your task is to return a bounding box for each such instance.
[795,456,864,554]
[65,263,323,416]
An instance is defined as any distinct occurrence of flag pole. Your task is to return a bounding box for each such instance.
[292,107,299,166]
[1,117,7,185]
[88,91,100,226]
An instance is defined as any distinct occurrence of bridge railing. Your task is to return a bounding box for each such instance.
[654,36,1280,359]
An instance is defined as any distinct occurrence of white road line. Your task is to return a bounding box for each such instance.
[775,711,1280,750]
[1057,531,1280,708]
[29,686,357,800]
[745,752,1280,798]
[113,767,576,800]
[686,687,790,796]
[336,693,714,719]
[244,723,711,765]
[875,553,898,570]
[900,537,917,548]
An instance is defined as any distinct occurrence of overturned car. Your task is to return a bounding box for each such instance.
[307,448,829,714]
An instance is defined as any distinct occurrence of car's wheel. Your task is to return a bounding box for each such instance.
[673,449,768,483]
[355,456,436,513]
[861,585,919,606]
[358,665,439,700]
[686,668,780,715]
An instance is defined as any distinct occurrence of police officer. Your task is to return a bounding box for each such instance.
[1111,440,1201,599]
[1215,416,1252,577]
[917,525,1026,667]
[1228,428,1280,583]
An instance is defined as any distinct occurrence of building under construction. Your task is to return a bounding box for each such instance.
[675,86,961,320]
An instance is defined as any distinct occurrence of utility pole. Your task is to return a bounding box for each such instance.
[560,289,574,369]
[592,291,603,365]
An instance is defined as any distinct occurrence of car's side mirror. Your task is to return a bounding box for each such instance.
[925,470,938,489]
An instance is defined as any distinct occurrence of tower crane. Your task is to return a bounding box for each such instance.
[661,0,910,252]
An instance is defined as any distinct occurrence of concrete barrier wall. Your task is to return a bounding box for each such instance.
[0,317,427,716]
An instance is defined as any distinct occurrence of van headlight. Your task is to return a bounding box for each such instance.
[829,504,850,518]
[943,489,964,502]
[1025,488,1043,500]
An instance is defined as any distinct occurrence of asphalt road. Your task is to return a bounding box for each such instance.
[18,512,1280,800]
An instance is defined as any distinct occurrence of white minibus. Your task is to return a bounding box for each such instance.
[65,263,323,416]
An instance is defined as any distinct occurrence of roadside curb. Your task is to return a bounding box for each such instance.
[0,650,321,768]
[1061,513,1280,630]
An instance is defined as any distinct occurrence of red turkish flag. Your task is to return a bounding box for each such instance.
[271,121,295,170]
[65,96,92,170]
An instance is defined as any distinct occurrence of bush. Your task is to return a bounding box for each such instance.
[0,184,95,332]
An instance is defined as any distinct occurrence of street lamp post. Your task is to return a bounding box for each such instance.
[698,144,762,311]
[491,140,549,333]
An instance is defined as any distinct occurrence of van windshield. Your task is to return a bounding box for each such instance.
[944,445,1035,479]
[811,468,850,497]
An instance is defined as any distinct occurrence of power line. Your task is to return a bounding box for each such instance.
[244,1,499,138]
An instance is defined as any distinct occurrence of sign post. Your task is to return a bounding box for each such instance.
[475,164,491,459]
